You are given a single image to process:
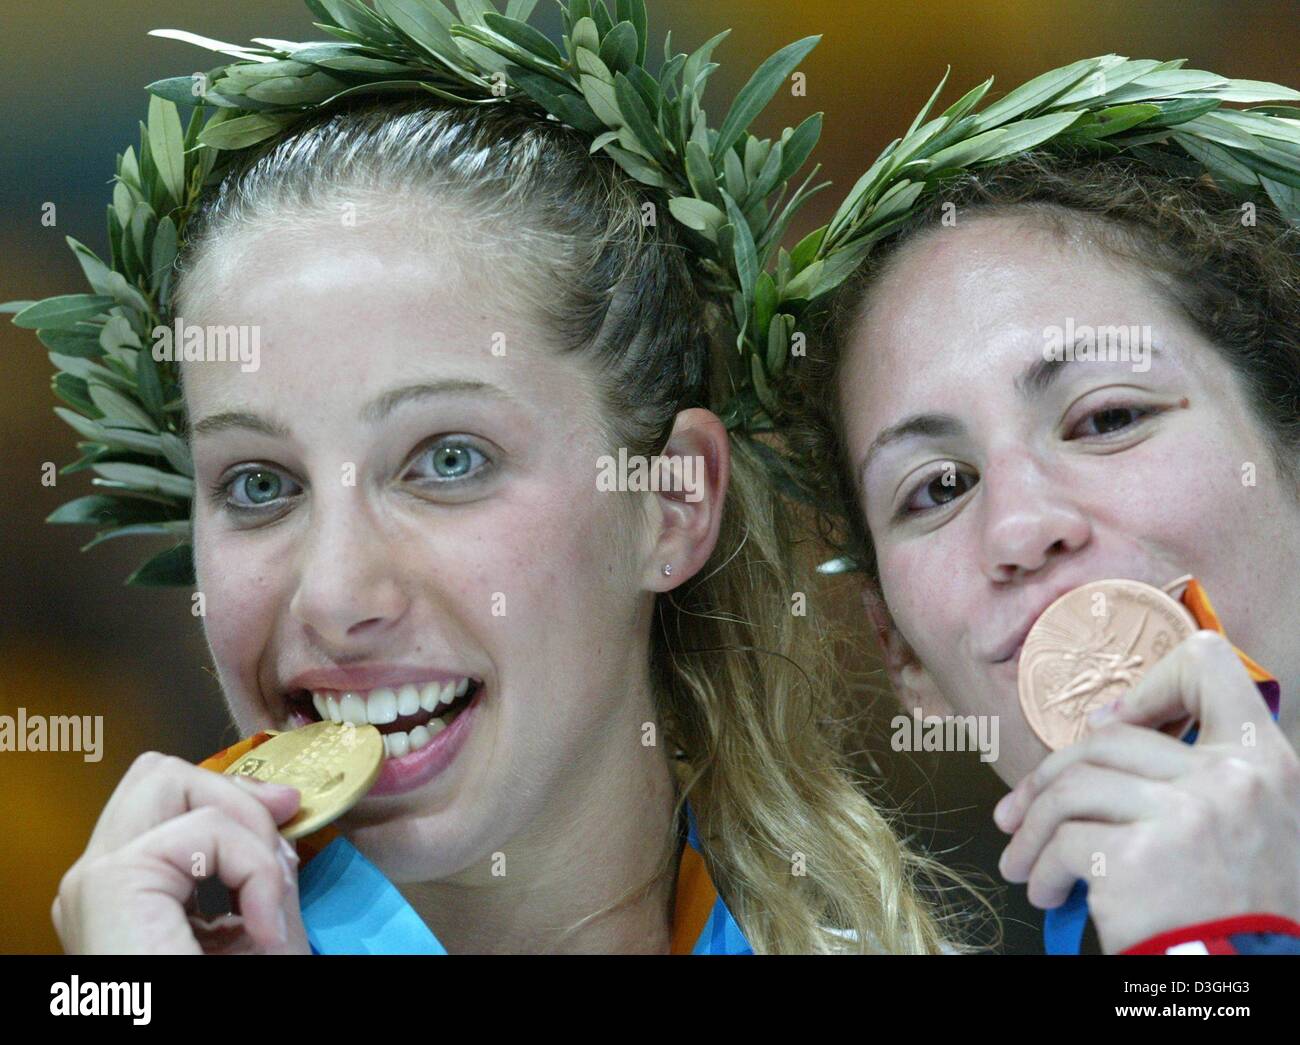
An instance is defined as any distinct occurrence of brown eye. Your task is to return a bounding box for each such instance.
[1069,405,1157,439]
[1095,408,1137,434]
[903,466,977,515]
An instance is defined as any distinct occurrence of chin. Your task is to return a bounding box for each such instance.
[344,807,481,882]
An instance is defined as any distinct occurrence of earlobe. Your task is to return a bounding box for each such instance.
[860,584,955,719]
[898,663,955,720]
[647,407,730,590]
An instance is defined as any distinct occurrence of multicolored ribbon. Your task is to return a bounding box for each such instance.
[197,739,751,954]
[1043,578,1281,955]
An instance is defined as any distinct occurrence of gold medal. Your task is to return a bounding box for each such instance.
[223,720,384,839]
[1017,578,1198,750]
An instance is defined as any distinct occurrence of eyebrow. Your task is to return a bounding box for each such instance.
[1015,343,1163,397]
[189,379,514,440]
[857,343,1165,483]
[361,380,514,424]
[857,414,967,487]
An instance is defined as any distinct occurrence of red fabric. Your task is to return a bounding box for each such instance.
[1122,914,1300,954]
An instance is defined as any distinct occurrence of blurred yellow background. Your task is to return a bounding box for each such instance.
[1,0,1295,953]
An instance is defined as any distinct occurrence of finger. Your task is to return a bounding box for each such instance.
[1109,630,1274,743]
[87,753,299,859]
[200,836,305,955]
[188,913,258,956]
[261,841,308,956]
[999,765,1169,883]
[1025,822,1122,910]
[189,912,242,935]
[120,805,293,950]
[995,722,1196,832]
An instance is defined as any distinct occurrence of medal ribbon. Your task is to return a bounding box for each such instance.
[1043,578,1281,954]
[196,739,751,953]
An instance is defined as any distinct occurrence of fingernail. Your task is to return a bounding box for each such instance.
[277,839,298,889]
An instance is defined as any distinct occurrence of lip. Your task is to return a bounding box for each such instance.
[990,624,1035,666]
[987,592,1066,665]
[285,680,485,797]
[998,639,1027,668]
[986,575,1151,665]
[282,664,480,697]
[367,682,483,797]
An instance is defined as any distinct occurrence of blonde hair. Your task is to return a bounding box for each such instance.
[175,97,978,953]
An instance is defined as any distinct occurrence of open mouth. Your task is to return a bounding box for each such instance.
[287,677,483,760]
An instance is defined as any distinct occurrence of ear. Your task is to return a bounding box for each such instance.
[861,583,955,719]
[645,407,729,591]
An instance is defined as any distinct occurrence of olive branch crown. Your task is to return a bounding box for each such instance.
[4,0,1297,585]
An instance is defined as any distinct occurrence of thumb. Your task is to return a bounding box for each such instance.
[227,775,302,828]
[1109,630,1271,743]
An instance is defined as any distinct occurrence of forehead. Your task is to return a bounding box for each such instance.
[178,215,582,414]
[837,214,1187,447]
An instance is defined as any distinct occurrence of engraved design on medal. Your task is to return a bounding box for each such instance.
[1037,613,1147,733]
[1018,580,1197,750]
[275,727,353,794]
[231,757,269,779]
[223,720,384,838]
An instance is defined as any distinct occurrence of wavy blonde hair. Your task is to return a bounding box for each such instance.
[175,96,979,953]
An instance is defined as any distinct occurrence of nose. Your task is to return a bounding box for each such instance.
[977,448,1092,583]
[288,490,410,651]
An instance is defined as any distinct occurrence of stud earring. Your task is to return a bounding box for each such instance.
[662,563,673,576]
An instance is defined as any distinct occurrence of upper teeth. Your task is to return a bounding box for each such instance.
[311,677,472,726]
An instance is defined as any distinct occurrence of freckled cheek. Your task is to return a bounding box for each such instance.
[882,542,1029,736]
[448,492,612,621]
[1101,432,1248,552]
[878,542,968,663]
[193,530,282,680]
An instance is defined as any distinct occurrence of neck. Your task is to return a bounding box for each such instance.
[394,721,682,954]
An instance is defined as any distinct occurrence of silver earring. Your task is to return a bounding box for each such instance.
[662,563,673,576]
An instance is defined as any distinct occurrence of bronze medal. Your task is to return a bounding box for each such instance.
[223,720,384,839]
[1017,578,1198,750]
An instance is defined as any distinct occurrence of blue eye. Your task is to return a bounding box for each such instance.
[221,467,301,510]
[408,439,489,483]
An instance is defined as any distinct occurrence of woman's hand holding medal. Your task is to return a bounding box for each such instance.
[52,753,312,954]
[994,631,1300,953]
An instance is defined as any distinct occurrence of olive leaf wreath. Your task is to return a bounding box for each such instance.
[2,0,1296,587]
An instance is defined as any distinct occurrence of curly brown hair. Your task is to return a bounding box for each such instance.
[785,147,1300,589]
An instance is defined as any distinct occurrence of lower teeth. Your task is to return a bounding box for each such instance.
[382,702,466,759]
